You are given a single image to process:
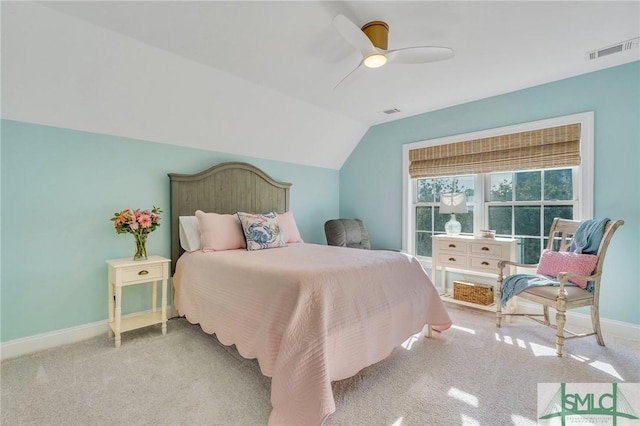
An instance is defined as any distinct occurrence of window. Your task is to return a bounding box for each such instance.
[402,112,594,266]
[414,168,577,263]
[414,175,476,257]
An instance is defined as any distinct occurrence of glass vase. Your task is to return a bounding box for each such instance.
[133,233,148,261]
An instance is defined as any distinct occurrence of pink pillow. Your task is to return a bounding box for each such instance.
[195,210,246,252]
[536,250,598,289]
[278,211,304,243]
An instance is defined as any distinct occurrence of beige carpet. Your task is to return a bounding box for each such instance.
[2,304,639,425]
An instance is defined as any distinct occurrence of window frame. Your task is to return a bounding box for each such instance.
[402,111,594,265]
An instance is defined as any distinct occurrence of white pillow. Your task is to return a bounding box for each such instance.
[278,211,304,243]
[179,216,201,252]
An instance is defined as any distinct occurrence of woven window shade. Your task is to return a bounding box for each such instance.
[409,123,581,178]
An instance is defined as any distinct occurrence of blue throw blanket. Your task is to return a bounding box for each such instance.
[499,218,609,306]
[500,274,558,306]
[569,217,610,255]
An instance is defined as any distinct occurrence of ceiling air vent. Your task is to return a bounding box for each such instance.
[381,108,401,115]
[586,37,639,61]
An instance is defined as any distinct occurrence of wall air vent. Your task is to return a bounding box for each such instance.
[586,37,639,61]
[381,108,401,115]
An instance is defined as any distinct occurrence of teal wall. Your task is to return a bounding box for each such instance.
[340,61,640,325]
[2,62,638,342]
[0,121,339,342]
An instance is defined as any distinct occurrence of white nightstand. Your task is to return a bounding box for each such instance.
[106,255,171,347]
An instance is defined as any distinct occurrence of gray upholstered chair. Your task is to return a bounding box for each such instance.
[324,219,371,250]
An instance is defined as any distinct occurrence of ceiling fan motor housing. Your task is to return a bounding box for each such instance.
[361,21,389,50]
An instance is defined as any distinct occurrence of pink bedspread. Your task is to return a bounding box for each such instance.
[173,243,451,425]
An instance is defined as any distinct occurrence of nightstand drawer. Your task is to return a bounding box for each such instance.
[438,253,468,268]
[437,240,468,253]
[121,264,164,283]
[470,242,503,257]
[470,256,500,272]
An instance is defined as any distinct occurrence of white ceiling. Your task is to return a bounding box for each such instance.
[3,1,639,169]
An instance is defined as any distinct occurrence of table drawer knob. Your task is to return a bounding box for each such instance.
[448,244,457,248]
[448,257,456,262]
[481,246,490,251]
[481,261,489,266]
[138,270,149,276]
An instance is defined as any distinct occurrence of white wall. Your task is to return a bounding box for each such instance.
[1,1,368,170]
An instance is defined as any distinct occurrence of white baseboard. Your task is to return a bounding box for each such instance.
[1,306,174,361]
[507,299,640,341]
[2,303,637,361]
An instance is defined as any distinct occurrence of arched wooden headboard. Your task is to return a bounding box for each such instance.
[168,162,291,273]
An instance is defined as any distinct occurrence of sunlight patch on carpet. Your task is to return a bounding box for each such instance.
[569,353,588,362]
[451,324,476,334]
[401,333,420,350]
[529,342,557,356]
[510,414,537,425]
[448,387,478,407]
[460,413,481,425]
[496,334,558,356]
[390,416,404,426]
[589,360,623,380]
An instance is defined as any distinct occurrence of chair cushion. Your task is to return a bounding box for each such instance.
[536,250,598,289]
[522,285,594,302]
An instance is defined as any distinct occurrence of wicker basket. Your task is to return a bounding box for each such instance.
[453,281,494,306]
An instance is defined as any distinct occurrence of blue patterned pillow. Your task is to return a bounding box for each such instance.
[237,212,287,251]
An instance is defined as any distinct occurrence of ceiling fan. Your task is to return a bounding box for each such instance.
[333,14,454,89]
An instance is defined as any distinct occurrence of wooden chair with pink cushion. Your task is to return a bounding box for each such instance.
[496,217,624,356]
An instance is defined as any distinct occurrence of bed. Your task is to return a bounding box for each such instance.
[168,162,451,426]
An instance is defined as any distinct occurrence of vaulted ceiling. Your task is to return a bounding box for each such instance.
[3,1,639,169]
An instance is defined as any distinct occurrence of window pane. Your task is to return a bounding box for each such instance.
[490,173,512,201]
[417,179,433,203]
[488,206,512,234]
[435,207,449,232]
[416,232,432,257]
[434,178,455,202]
[520,237,541,264]
[514,206,540,236]
[515,171,541,201]
[543,206,574,236]
[544,169,573,200]
[416,206,432,231]
[457,176,475,203]
[458,209,474,234]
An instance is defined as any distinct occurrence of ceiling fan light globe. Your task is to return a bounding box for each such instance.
[363,54,387,68]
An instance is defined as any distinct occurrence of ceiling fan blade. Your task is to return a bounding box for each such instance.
[333,14,378,57]
[386,46,454,64]
[334,61,364,90]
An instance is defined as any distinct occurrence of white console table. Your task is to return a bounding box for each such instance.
[431,234,517,310]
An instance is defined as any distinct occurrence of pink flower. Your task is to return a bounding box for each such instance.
[138,214,152,228]
[111,206,162,235]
